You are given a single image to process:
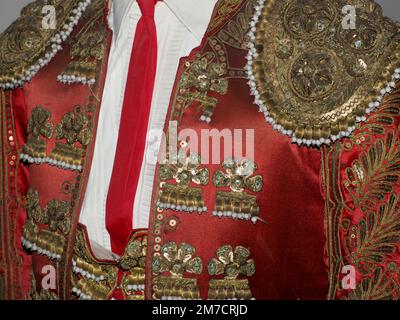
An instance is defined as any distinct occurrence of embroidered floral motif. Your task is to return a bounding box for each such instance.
[48,105,92,171]
[176,53,228,123]
[20,106,53,161]
[119,236,147,300]
[157,143,209,214]
[20,105,92,171]
[208,245,255,299]
[22,189,70,261]
[349,194,400,270]
[212,158,263,223]
[46,199,71,234]
[152,242,202,300]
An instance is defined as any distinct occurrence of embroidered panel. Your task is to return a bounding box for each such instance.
[0,0,92,90]
[147,0,259,300]
[247,0,400,147]
[20,104,94,172]
[322,84,400,300]
[0,90,26,299]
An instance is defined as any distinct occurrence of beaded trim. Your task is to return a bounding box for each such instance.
[19,154,83,171]
[125,284,145,291]
[57,75,96,86]
[245,0,400,147]
[72,259,105,282]
[0,0,92,90]
[159,295,196,301]
[21,237,62,261]
[72,287,92,300]
[156,201,208,214]
[212,210,258,224]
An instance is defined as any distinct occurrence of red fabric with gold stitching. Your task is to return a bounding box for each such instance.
[144,20,329,299]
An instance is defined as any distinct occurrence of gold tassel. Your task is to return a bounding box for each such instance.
[212,191,259,223]
[154,277,200,300]
[157,184,207,213]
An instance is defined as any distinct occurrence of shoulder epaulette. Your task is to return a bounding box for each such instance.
[0,0,92,90]
[246,0,400,147]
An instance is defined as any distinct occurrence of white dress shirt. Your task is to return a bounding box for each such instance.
[79,0,217,253]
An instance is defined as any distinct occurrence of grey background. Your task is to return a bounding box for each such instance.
[0,0,399,33]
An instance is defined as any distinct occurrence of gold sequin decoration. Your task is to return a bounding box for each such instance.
[250,0,400,141]
[152,242,203,300]
[157,144,210,214]
[21,106,53,159]
[176,53,228,123]
[212,158,263,223]
[208,245,255,299]
[48,105,92,169]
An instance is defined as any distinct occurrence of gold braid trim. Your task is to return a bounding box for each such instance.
[322,83,400,300]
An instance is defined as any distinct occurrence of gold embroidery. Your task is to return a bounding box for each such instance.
[48,105,92,171]
[249,0,400,145]
[72,230,147,300]
[350,193,400,269]
[29,272,59,300]
[176,53,228,123]
[152,242,202,300]
[322,83,400,299]
[72,228,118,300]
[119,235,147,300]
[0,0,87,89]
[22,223,65,261]
[25,189,71,234]
[208,245,255,300]
[208,0,244,33]
[217,0,254,50]
[58,31,106,85]
[157,145,209,214]
[22,189,69,260]
[344,131,400,212]
[346,267,397,300]
[21,106,53,160]
[212,158,263,223]
[73,277,111,300]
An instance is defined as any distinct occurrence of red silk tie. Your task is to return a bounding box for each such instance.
[106,0,159,255]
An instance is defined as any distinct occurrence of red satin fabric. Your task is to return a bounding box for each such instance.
[145,27,329,299]
[106,0,159,255]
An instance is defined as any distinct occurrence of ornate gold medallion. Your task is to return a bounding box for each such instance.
[247,0,400,147]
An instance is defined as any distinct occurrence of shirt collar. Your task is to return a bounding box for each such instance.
[109,0,218,41]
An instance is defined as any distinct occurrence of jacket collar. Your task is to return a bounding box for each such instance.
[109,0,217,41]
